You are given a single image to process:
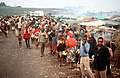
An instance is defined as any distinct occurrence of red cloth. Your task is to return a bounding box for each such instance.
[51,44,57,51]
[66,38,77,48]
[23,30,30,39]
[35,28,40,32]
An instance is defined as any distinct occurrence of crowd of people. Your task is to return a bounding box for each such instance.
[0,15,117,78]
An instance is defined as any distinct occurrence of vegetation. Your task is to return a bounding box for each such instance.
[0,2,7,6]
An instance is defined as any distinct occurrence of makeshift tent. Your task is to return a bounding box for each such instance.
[104,20,120,26]
[80,20,105,26]
[95,16,105,20]
[77,16,97,22]
[80,20,120,26]
[106,14,120,19]
[111,17,120,22]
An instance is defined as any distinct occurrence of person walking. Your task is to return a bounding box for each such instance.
[93,37,110,78]
[80,35,95,78]
[57,35,66,66]
[48,30,56,54]
[34,32,40,49]
[18,33,22,49]
[39,29,47,57]
[105,41,113,77]
[23,26,31,49]
[51,33,57,55]
[88,33,97,59]
[66,31,77,68]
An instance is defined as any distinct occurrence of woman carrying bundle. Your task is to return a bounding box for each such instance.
[66,31,77,69]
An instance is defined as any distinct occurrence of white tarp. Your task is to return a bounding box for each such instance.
[30,11,44,16]
[80,20,120,26]
[80,20,105,26]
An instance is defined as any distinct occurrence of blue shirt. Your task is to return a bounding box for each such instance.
[80,42,90,57]
[52,37,57,44]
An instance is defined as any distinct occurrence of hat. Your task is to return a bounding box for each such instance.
[68,31,74,37]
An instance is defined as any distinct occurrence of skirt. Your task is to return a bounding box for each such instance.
[66,47,76,63]
[51,44,57,51]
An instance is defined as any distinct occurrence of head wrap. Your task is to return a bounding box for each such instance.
[68,31,73,38]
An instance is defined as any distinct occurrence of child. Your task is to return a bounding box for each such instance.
[51,33,57,55]
[35,38,39,49]
[18,33,22,48]
[57,35,66,66]
[31,33,35,44]
[34,32,40,49]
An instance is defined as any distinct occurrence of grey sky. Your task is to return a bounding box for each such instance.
[1,0,120,11]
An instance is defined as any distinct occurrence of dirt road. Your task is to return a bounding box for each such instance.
[0,31,80,78]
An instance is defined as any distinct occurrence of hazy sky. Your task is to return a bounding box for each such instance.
[1,0,120,11]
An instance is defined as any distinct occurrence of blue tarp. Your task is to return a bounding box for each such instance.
[95,16,106,20]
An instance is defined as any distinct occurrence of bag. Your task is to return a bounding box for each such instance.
[76,49,80,54]
[6,31,8,34]
[12,27,15,30]
[31,33,34,38]
[62,50,69,56]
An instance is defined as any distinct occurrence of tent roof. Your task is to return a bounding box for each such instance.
[80,20,120,26]
[80,20,105,26]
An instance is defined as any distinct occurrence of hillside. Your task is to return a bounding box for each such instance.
[0,6,64,16]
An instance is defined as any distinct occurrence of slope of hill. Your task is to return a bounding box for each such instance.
[0,6,64,16]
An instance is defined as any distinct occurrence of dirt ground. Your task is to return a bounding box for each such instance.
[0,31,120,78]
